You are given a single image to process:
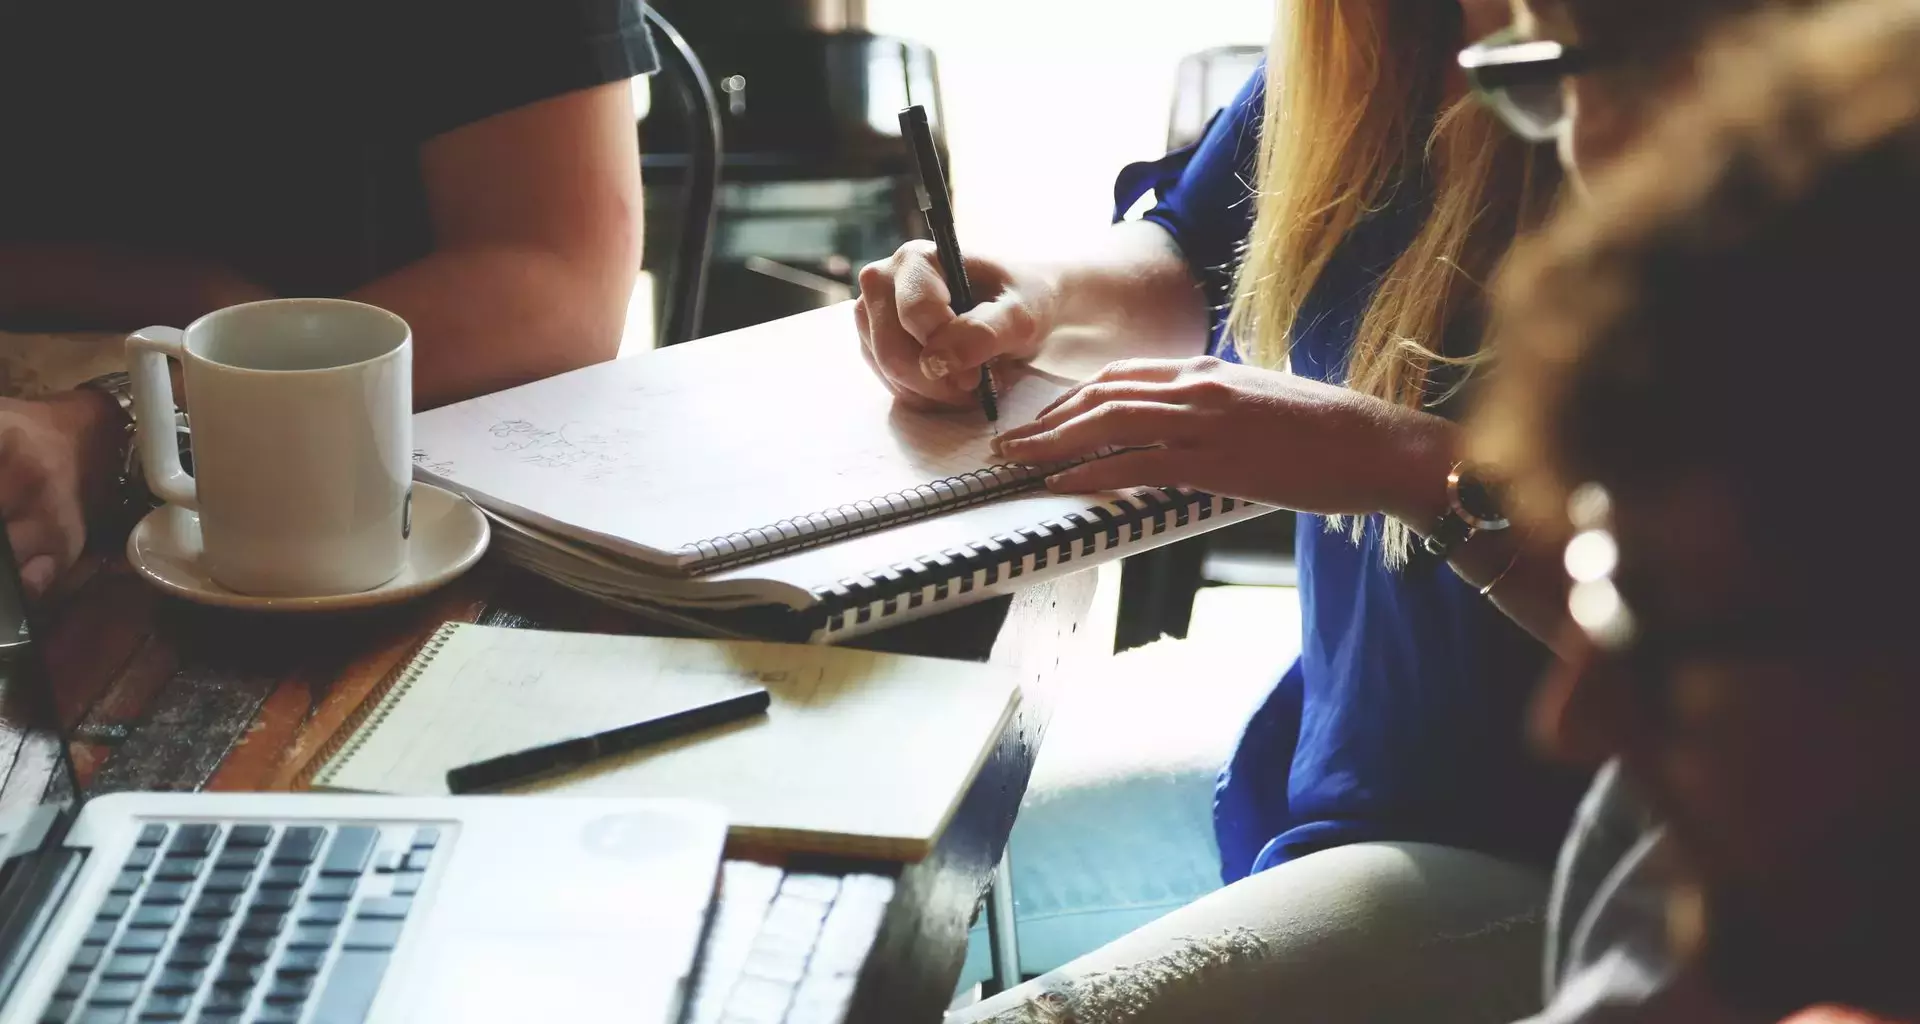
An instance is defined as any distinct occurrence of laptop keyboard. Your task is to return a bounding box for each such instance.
[43,820,443,1024]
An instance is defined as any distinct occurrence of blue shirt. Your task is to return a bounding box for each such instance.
[1115,69,1582,882]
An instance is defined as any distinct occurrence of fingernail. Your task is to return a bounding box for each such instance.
[1045,473,1067,490]
[921,352,950,379]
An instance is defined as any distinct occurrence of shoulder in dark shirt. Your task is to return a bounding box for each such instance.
[0,1,658,301]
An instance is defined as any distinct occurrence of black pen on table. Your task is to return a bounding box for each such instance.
[444,687,771,794]
[899,104,999,423]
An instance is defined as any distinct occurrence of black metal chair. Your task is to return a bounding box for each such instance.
[643,8,722,346]
[637,24,945,340]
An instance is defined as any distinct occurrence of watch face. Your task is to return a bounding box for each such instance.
[1455,470,1511,530]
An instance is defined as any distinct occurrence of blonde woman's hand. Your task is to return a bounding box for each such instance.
[855,240,1058,410]
[991,356,1454,521]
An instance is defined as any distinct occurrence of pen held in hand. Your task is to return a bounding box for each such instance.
[899,103,999,424]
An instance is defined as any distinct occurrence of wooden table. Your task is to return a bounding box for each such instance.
[4,548,1110,1023]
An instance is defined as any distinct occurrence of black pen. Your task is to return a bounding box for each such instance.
[445,687,771,794]
[899,104,999,423]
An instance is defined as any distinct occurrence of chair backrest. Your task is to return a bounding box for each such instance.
[1167,46,1264,151]
[643,8,722,346]
[636,27,943,340]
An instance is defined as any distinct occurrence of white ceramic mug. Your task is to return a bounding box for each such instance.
[127,298,413,597]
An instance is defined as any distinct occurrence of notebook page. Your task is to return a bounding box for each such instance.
[319,626,767,794]
[412,304,1070,571]
[318,624,1019,859]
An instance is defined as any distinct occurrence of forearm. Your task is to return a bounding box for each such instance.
[350,246,632,409]
[1451,531,1575,657]
[1378,416,1574,654]
[0,243,272,330]
[1034,221,1211,368]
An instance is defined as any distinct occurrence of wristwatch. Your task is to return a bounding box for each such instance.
[1422,462,1510,559]
[77,372,191,526]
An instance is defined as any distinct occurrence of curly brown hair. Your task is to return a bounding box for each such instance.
[1475,0,1920,576]
[1523,0,1817,54]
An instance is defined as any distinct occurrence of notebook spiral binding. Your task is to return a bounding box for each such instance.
[678,461,1049,574]
[810,487,1247,637]
[301,623,459,790]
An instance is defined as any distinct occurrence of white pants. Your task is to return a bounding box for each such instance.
[949,841,1551,1024]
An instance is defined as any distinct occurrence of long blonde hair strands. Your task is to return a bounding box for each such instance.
[1228,0,1560,567]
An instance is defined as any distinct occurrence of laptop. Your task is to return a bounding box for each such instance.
[0,535,728,1024]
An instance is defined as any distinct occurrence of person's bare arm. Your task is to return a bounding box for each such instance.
[1451,536,1572,656]
[856,221,1209,408]
[1029,221,1213,373]
[352,80,643,409]
[1383,424,1575,656]
[0,243,271,331]
[992,362,1576,655]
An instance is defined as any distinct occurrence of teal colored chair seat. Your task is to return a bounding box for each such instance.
[956,588,1301,996]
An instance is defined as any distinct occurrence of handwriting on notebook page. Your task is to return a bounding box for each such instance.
[460,367,1061,487]
[409,304,1077,556]
[486,419,649,481]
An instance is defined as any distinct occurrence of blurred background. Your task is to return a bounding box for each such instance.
[635,0,1269,344]
[864,0,1270,255]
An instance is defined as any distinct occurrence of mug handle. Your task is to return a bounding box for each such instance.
[126,326,196,510]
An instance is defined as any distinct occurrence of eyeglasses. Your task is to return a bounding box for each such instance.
[1459,27,1596,143]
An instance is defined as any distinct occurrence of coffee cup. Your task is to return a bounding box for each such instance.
[127,298,412,597]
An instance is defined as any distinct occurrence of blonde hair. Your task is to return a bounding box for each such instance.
[1228,0,1559,567]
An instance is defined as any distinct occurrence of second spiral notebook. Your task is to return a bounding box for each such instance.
[306,623,1019,861]
[413,304,1273,641]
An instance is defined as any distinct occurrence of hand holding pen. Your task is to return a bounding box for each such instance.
[853,238,1059,412]
[895,105,999,422]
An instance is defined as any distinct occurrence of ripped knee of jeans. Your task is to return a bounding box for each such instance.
[978,928,1271,1024]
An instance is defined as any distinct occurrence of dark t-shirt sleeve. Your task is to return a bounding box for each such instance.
[1110,65,1265,356]
[395,0,659,143]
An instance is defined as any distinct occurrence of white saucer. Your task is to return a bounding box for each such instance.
[127,482,491,613]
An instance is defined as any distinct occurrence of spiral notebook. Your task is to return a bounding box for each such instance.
[412,304,1273,641]
[304,623,1019,861]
